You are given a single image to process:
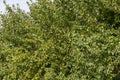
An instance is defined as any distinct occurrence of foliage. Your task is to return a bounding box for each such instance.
[0,0,120,80]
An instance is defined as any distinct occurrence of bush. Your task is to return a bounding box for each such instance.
[0,0,120,80]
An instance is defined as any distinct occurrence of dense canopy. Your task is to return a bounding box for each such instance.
[0,0,120,80]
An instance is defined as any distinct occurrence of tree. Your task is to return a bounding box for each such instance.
[0,0,120,80]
